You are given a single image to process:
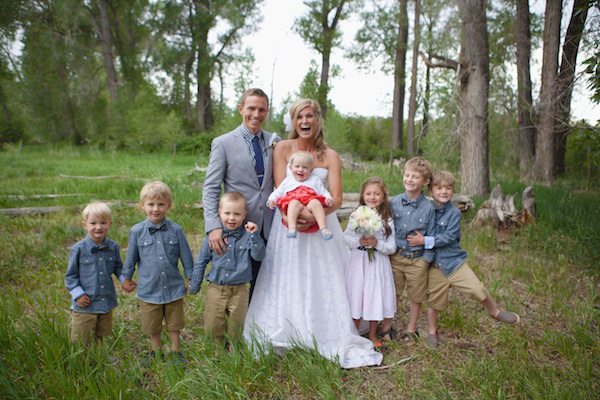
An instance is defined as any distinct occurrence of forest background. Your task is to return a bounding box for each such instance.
[0,0,599,398]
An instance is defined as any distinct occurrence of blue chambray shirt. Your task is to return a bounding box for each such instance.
[390,192,436,262]
[65,236,124,314]
[189,228,266,293]
[429,201,468,276]
[122,218,194,304]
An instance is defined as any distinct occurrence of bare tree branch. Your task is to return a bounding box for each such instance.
[419,51,458,70]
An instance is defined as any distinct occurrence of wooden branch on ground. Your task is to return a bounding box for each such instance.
[59,174,132,180]
[0,200,137,216]
[373,356,414,370]
[4,194,85,200]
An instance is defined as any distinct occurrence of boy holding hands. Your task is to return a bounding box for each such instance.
[389,157,436,345]
[122,181,194,363]
[189,192,265,344]
[408,170,520,348]
[65,201,127,343]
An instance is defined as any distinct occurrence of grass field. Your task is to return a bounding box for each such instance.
[0,146,598,399]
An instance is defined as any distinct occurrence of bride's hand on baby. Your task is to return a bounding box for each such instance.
[267,200,276,209]
[325,198,334,207]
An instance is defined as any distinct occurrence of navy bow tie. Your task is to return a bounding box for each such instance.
[222,228,243,240]
[402,198,418,208]
[92,244,109,253]
[149,224,167,234]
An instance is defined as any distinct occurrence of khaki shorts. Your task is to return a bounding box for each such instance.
[428,262,489,311]
[71,310,113,342]
[139,298,185,335]
[204,282,249,341]
[390,252,430,303]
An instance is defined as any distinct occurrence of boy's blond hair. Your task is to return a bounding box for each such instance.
[289,151,313,166]
[219,191,247,209]
[140,181,172,205]
[404,157,433,181]
[82,201,112,222]
[430,170,457,189]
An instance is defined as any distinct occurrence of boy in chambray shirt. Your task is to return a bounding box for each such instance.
[189,192,265,344]
[388,157,436,345]
[122,181,194,364]
[408,170,520,349]
[65,201,127,343]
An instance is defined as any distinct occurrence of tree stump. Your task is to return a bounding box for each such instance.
[471,185,535,229]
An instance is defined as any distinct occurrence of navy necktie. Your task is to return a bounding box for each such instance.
[402,197,418,208]
[436,206,445,214]
[252,135,264,186]
[92,244,108,253]
[149,223,167,234]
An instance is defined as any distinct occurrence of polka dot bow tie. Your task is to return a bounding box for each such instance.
[149,224,167,234]
[222,228,243,240]
[92,244,109,253]
[402,198,418,208]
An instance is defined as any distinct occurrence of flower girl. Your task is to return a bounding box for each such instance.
[344,177,397,347]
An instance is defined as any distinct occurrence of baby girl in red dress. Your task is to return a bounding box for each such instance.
[267,151,334,240]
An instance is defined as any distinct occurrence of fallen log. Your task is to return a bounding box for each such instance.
[59,174,132,180]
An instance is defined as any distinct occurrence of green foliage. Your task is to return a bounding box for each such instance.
[298,60,321,101]
[325,111,392,161]
[565,121,600,188]
[120,88,185,153]
[583,49,600,104]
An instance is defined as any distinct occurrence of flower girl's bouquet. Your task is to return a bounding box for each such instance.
[348,205,383,261]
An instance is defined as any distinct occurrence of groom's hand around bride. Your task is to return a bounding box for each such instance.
[208,228,226,255]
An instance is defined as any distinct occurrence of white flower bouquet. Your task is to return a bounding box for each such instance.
[348,205,383,261]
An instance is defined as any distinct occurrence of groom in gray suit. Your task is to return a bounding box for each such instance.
[202,88,276,299]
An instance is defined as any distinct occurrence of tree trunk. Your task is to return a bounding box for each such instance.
[515,0,535,180]
[196,28,214,131]
[391,0,408,150]
[319,42,331,120]
[422,50,431,141]
[406,0,421,156]
[457,0,490,197]
[534,0,562,184]
[184,50,195,124]
[97,0,118,103]
[554,0,589,175]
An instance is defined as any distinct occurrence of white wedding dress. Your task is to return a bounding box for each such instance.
[244,167,383,368]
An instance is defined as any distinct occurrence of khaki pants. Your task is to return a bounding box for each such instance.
[390,253,430,304]
[428,262,489,311]
[139,298,185,335]
[204,282,249,342]
[71,310,113,342]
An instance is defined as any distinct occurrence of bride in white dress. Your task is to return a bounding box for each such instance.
[244,99,382,368]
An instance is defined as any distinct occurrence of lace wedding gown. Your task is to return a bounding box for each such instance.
[244,167,383,368]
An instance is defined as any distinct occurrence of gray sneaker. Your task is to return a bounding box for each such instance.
[494,310,520,325]
[425,333,438,349]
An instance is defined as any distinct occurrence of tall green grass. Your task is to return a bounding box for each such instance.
[0,147,597,399]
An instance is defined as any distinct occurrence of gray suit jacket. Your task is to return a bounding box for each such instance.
[203,125,275,238]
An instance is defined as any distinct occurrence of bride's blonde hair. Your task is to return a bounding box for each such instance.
[288,98,328,161]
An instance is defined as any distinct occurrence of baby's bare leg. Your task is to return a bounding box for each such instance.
[306,199,327,230]
[286,200,304,230]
